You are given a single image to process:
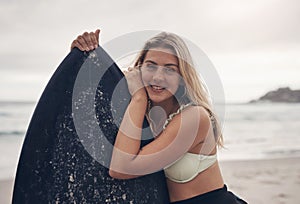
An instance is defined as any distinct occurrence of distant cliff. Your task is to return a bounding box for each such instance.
[250,87,300,103]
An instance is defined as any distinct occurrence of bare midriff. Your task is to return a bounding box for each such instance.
[166,162,224,202]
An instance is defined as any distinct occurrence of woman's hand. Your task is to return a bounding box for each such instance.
[124,67,147,99]
[70,29,100,51]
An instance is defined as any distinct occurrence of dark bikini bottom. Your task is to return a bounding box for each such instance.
[170,185,247,204]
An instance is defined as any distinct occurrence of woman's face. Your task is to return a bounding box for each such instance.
[141,47,181,105]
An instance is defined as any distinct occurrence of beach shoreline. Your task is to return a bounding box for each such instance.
[2,157,299,204]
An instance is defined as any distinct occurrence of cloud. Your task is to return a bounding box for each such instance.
[1,0,299,55]
[0,0,299,102]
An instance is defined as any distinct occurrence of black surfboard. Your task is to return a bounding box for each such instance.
[12,47,169,203]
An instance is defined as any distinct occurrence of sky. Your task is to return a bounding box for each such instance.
[0,0,299,103]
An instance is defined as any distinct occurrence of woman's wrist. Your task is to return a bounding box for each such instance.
[131,90,147,103]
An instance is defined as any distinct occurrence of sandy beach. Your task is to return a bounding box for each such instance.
[220,157,300,204]
[1,157,299,204]
[0,179,14,204]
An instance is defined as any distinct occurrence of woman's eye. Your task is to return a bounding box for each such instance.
[146,64,157,70]
[164,67,177,74]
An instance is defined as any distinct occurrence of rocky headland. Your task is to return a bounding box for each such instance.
[250,87,300,103]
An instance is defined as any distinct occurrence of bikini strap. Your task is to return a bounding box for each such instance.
[162,103,193,130]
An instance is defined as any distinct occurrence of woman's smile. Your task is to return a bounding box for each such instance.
[149,84,166,92]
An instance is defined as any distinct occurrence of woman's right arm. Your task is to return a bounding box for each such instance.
[70,29,100,51]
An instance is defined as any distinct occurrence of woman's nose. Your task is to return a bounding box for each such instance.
[152,68,165,82]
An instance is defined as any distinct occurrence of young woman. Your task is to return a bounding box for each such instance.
[71,29,247,204]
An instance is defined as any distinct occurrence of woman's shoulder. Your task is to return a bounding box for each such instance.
[181,103,211,119]
[164,104,211,130]
[184,105,211,126]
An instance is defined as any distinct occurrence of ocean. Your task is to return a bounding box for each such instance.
[1,101,300,180]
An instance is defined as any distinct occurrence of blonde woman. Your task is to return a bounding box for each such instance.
[71,30,247,204]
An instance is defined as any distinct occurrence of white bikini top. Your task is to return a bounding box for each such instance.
[162,103,217,183]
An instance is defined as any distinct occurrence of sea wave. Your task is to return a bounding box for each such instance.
[263,149,300,158]
[0,112,11,117]
[0,131,25,137]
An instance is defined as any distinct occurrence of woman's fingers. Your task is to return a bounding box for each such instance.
[71,40,85,51]
[90,32,98,49]
[124,68,145,96]
[83,32,96,50]
[70,29,101,51]
[95,29,100,45]
[71,35,89,51]
[77,35,89,51]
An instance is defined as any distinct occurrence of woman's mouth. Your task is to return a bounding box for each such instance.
[150,85,165,93]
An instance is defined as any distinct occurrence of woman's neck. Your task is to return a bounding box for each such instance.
[147,98,179,136]
[152,98,179,116]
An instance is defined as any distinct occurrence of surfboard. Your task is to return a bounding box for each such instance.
[12,47,170,203]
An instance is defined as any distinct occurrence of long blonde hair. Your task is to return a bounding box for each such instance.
[134,32,223,147]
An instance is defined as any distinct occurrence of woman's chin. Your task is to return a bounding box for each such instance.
[146,87,176,104]
[148,94,175,105]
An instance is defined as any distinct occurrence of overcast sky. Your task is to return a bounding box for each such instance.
[0,0,299,103]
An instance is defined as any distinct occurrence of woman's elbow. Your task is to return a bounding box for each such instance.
[109,169,133,179]
[109,162,127,179]
[108,169,130,179]
[109,169,122,179]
